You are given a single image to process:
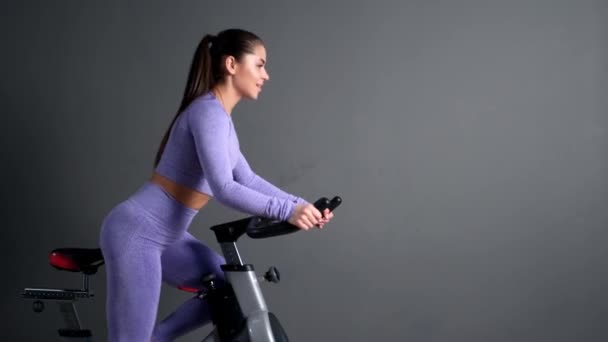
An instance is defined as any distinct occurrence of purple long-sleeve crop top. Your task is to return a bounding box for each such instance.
[155,92,306,221]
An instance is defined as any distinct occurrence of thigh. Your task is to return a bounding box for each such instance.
[160,232,226,289]
[103,218,164,341]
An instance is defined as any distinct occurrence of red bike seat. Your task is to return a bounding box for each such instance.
[49,248,104,274]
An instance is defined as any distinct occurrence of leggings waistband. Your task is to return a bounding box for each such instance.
[127,181,199,230]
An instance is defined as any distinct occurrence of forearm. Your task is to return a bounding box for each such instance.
[245,174,308,205]
[213,180,297,221]
[233,151,308,205]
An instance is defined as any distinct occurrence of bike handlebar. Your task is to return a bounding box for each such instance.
[246,196,342,239]
[210,196,342,243]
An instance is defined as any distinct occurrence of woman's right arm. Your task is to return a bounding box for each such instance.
[189,108,297,221]
[232,151,308,205]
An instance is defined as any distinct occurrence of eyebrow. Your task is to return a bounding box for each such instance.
[259,57,266,64]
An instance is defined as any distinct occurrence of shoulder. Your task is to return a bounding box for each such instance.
[185,95,230,129]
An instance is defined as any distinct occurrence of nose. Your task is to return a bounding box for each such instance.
[263,69,270,81]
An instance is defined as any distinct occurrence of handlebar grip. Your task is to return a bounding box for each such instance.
[246,196,336,239]
[327,196,342,212]
[313,197,330,211]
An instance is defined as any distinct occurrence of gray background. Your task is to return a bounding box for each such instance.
[2,0,607,341]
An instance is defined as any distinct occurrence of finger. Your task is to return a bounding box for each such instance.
[301,216,314,229]
[309,205,323,220]
[306,211,320,225]
[316,218,329,229]
[297,218,310,230]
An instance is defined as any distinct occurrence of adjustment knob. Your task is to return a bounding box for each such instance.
[202,273,217,290]
[264,266,281,283]
[33,300,45,313]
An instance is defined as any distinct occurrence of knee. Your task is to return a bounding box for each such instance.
[200,254,227,285]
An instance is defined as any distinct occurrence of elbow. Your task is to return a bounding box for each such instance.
[210,181,233,204]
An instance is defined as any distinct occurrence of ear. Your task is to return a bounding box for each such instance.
[224,55,238,76]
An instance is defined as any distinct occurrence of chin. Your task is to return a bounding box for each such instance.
[239,87,261,100]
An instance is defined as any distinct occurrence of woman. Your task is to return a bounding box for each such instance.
[99,28,334,342]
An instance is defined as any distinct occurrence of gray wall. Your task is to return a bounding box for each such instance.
[2,1,607,341]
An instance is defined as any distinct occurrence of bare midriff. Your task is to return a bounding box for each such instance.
[150,172,212,211]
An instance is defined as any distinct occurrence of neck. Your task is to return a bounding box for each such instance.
[211,82,241,116]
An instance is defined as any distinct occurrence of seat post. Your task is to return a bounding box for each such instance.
[82,274,90,293]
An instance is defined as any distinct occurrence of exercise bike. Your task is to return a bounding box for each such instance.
[21,196,342,341]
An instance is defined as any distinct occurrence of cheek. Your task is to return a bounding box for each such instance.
[234,71,257,95]
[243,70,258,88]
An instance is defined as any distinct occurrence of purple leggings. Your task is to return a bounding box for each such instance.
[99,181,226,342]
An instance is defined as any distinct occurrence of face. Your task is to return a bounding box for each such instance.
[230,44,269,100]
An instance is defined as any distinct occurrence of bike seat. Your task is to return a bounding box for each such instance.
[49,248,104,274]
